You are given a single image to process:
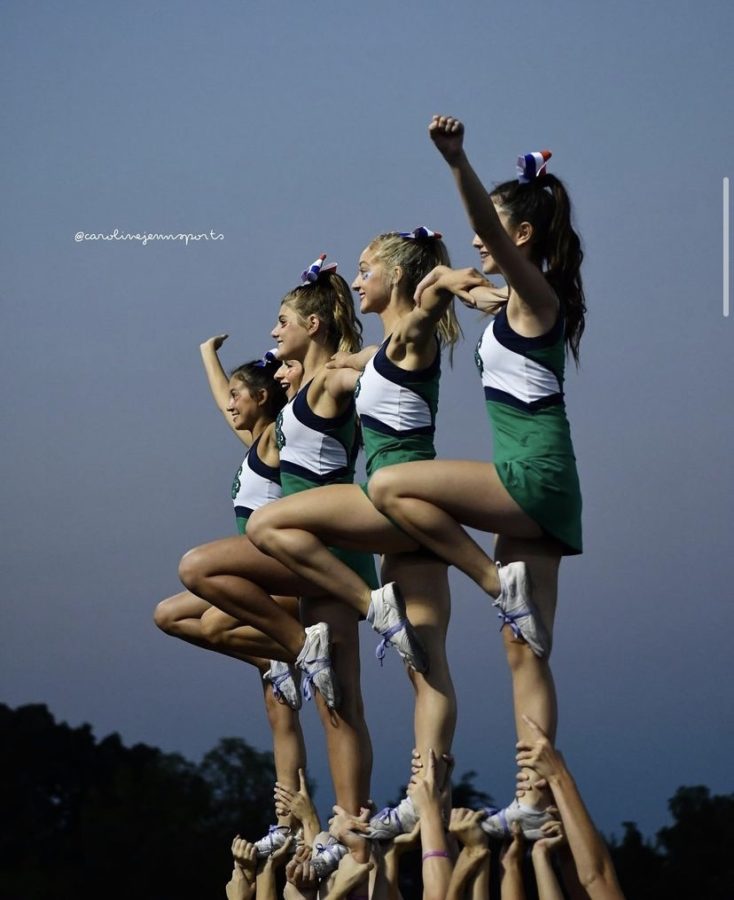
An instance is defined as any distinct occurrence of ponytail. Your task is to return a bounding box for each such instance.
[491,174,586,364]
[369,231,463,352]
[282,270,363,354]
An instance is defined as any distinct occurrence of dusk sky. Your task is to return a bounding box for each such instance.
[2,0,733,839]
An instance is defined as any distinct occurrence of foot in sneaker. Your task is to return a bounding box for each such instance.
[367,582,428,673]
[310,835,348,878]
[263,660,302,710]
[493,561,550,658]
[480,798,553,841]
[295,622,340,710]
[254,823,293,858]
[368,795,419,839]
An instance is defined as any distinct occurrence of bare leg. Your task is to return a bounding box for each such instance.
[154,594,306,825]
[496,534,560,809]
[154,591,296,662]
[178,535,322,658]
[302,597,372,814]
[248,484,417,614]
[382,554,456,766]
[199,601,299,662]
[252,657,307,826]
[368,460,543,597]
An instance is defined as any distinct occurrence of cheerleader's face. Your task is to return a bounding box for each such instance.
[272,304,311,359]
[473,202,525,274]
[352,248,390,314]
[275,359,303,400]
[226,376,260,431]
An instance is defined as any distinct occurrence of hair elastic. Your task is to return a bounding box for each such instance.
[301,253,338,285]
[253,348,279,367]
[516,150,552,183]
[398,225,442,240]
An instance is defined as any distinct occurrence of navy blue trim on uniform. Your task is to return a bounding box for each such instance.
[484,386,564,412]
[360,414,434,438]
[294,381,356,429]
[234,505,254,518]
[280,460,352,485]
[247,435,281,483]
[374,335,441,384]
[492,306,563,354]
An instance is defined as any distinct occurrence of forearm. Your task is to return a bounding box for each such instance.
[255,863,277,900]
[446,848,488,900]
[420,809,452,900]
[347,344,380,370]
[500,860,526,900]
[382,851,402,900]
[200,340,231,413]
[548,769,622,896]
[299,812,321,846]
[532,849,564,900]
[470,853,490,900]
[447,151,507,249]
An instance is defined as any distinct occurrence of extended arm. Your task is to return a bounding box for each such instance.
[429,115,558,318]
[200,334,250,445]
[517,717,624,900]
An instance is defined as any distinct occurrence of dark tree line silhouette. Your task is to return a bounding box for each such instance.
[1,702,732,899]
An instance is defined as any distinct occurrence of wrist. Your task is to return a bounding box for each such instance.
[446,148,469,170]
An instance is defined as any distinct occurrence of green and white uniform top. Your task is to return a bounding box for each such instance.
[275,380,359,496]
[476,307,583,555]
[275,379,378,588]
[355,336,440,478]
[231,433,282,535]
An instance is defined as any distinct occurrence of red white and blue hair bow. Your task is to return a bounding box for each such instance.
[516,150,552,183]
[301,253,338,285]
[254,348,279,367]
[397,226,443,240]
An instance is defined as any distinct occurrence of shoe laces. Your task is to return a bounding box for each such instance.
[375,620,406,666]
[267,667,294,702]
[301,656,330,701]
[495,607,529,639]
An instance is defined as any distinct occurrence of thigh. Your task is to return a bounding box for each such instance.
[183,534,322,597]
[375,459,543,538]
[158,591,211,622]
[252,484,418,554]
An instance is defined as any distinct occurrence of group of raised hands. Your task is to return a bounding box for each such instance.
[224,717,623,900]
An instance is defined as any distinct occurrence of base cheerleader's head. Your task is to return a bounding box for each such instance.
[367,227,461,348]
[280,254,363,355]
[491,153,586,363]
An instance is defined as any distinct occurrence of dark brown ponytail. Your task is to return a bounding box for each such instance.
[491,174,586,364]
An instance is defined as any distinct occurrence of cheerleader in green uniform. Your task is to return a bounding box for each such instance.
[368,116,586,838]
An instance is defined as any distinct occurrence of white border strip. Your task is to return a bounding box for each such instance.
[725,177,730,318]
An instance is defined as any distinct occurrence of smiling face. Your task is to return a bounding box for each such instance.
[274,358,303,399]
[351,247,390,314]
[226,376,261,431]
[271,303,311,360]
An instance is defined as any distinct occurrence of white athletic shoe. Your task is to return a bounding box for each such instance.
[263,660,302,710]
[254,823,293,858]
[368,582,428,673]
[295,622,340,710]
[493,561,551,658]
[480,798,553,841]
[368,795,419,839]
[310,836,348,878]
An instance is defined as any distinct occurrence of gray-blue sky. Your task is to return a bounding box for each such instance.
[2,0,733,838]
